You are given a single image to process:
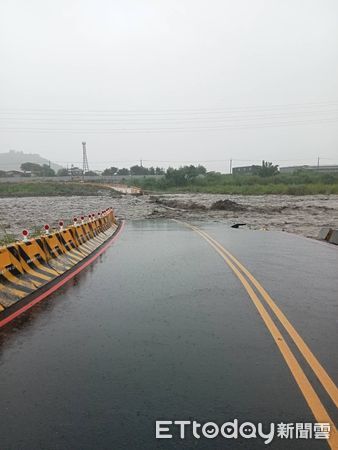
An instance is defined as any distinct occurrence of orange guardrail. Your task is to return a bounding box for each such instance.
[0,208,118,313]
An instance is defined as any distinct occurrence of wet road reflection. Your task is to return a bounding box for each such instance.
[0,221,336,449]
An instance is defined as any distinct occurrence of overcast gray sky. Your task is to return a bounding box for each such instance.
[0,0,337,172]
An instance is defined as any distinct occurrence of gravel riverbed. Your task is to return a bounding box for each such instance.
[0,193,337,242]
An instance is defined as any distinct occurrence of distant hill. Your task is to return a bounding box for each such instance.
[0,150,63,172]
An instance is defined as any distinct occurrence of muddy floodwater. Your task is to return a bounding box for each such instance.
[1,193,337,242]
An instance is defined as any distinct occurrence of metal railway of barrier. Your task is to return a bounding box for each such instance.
[0,208,121,327]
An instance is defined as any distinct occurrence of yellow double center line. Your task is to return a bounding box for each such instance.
[175,220,337,449]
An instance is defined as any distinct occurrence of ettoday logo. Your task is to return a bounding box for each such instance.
[155,420,330,444]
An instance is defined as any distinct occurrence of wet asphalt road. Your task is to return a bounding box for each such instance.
[0,220,337,450]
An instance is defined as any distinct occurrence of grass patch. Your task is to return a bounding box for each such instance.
[130,172,338,195]
[0,182,116,197]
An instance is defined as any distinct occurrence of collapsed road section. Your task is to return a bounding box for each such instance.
[0,208,123,327]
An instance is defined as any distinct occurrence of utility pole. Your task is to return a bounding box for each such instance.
[229,158,232,175]
[317,156,320,170]
[140,159,143,167]
[82,142,89,181]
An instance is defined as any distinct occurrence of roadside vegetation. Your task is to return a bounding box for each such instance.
[131,165,338,195]
[0,182,115,197]
[1,161,338,195]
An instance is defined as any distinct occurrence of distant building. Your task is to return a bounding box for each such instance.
[232,165,260,175]
[280,165,338,174]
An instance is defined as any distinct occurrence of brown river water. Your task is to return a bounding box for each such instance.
[0,193,337,242]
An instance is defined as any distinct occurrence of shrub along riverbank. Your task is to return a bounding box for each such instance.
[1,171,338,196]
[0,182,115,197]
[131,171,338,195]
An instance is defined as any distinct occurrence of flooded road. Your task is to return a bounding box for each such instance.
[0,221,337,449]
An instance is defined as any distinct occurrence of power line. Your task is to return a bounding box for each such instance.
[52,157,338,165]
[1,109,337,124]
[1,100,338,115]
[0,117,337,134]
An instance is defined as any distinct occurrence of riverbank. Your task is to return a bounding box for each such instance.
[2,170,338,197]
[0,181,117,197]
[133,171,338,195]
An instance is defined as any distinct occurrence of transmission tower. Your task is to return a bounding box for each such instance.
[82,142,90,179]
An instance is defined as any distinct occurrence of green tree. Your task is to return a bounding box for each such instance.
[20,162,54,176]
[117,168,130,175]
[102,166,118,176]
[57,168,69,176]
[21,162,43,174]
[155,167,165,175]
[255,161,279,177]
[130,165,149,175]
[165,165,207,186]
[41,164,55,176]
[165,167,187,185]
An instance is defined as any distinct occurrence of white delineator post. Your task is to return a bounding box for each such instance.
[59,220,64,231]
[73,217,78,227]
[44,224,50,235]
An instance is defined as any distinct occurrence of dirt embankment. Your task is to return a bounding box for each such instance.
[0,193,337,242]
